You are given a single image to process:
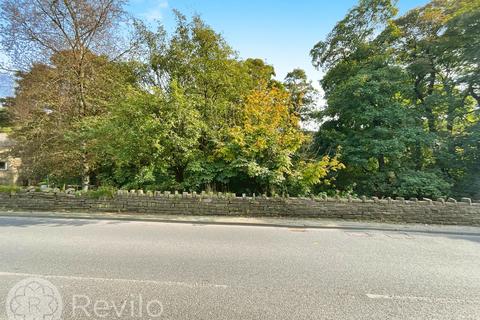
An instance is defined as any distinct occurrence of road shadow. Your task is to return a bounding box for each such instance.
[433,233,480,245]
[0,215,479,247]
[0,216,124,228]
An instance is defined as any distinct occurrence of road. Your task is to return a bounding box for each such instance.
[0,216,479,319]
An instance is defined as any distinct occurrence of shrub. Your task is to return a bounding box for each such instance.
[85,186,117,199]
[0,185,21,193]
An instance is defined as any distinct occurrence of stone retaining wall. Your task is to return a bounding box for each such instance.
[1,191,479,226]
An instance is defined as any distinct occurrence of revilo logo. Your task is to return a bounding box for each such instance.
[6,277,63,320]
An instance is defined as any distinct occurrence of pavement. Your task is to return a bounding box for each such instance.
[0,214,479,319]
[1,210,480,236]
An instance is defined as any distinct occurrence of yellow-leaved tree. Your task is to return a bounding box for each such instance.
[217,82,344,195]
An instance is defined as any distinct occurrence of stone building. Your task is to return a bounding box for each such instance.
[0,133,21,185]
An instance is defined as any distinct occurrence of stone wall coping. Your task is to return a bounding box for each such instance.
[1,190,478,207]
[1,190,479,227]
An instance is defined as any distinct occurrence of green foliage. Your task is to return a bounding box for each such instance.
[310,0,478,198]
[391,171,451,199]
[283,69,318,120]
[286,156,345,196]
[4,4,478,199]
[452,121,480,198]
[0,108,8,128]
[73,14,341,195]
[84,82,204,190]
[0,98,13,132]
[8,52,135,184]
[0,185,21,193]
[387,0,480,198]
[215,83,326,194]
[85,186,117,199]
[311,0,397,69]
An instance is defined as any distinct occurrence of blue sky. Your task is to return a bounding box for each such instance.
[127,0,429,88]
[0,0,429,98]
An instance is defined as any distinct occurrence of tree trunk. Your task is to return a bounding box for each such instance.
[425,72,436,133]
[174,165,185,184]
[77,56,90,191]
[378,154,385,171]
[445,84,456,134]
[81,141,90,191]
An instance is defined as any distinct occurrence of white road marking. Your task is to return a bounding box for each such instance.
[384,233,414,239]
[366,293,430,301]
[345,231,371,237]
[366,293,477,303]
[0,271,228,289]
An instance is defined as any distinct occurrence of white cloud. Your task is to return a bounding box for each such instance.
[141,1,169,23]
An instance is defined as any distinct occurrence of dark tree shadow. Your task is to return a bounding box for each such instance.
[0,216,125,228]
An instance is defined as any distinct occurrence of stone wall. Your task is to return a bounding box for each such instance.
[1,190,480,226]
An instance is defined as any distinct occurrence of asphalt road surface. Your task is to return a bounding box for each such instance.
[0,216,479,319]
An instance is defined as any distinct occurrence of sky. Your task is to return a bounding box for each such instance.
[0,0,429,98]
[127,0,429,89]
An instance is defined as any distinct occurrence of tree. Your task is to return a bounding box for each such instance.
[74,13,340,195]
[243,58,277,89]
[136,12,247,122]
[389,0,480,196]
[283,68,317,120]
[8,51,133,184]
[81,81,204,190]
[311,0,397,69]
[0,98,12,131]
[216,82,341,195]
[310,0,480,198]
[0,0,128,67]
[0,0,130,189]
[454,121,480,198]
[131,14,283,191]
[311,0,451,198]
[442,7,480,198]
